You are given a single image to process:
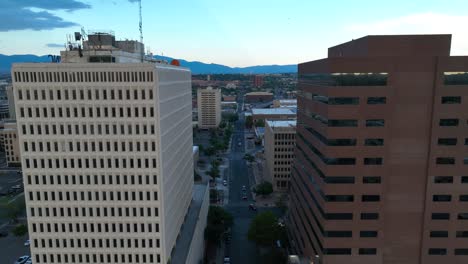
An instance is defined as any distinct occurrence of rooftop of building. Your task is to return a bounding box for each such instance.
[170,183,208,264]
[193,146,199,154]
[252,108,296,115]
[266,120,297,128]
[328,34,452,58]
[245,92,273,96]
[199,86,219,91]
[276,99,297,103]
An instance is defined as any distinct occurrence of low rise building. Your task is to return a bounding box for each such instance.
[264,120,296,191]
[251,108,296,124]
[273,99,297,108]
[0,120,20,166]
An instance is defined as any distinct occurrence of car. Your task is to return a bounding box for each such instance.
[24,239,30,246]
[14,256,30,264]
[242,185,246,191]
[0,231,8,237]
[25,260,32,264]
[224,257,231,264]
[249,203,257,211]
[242,195,247,200]
[222,180,227,186]
[238,142,241,146]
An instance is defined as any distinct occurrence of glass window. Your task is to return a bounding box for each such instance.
[324,177,355,184]
[366,119,385,127]
[360,231,377,237]
[436,157,455,165]
[428,248,447,255]
[438,138,457,146]
[364,158,383,165]
[441,96,461,104]
[458,213,468,220]
[328,97,359,105]
[460,195,468,202]
[456,231,468,237]
[365,138,384,146]
[444,72,468,85]
[323,248,352,255]
[325,195,354,202]
[300,72,388,86]
[328,120,358,127]
[324,231,352,237]
[363,176,381,184]
[434,176,453,184]
[439,119,459,126]
[359,248,377,255]
[432,213,450,220]
[455,249,468,255]
[367,97,386,104]
[362,195,380,202]
[361,213,379,220]
[430,231,448,237]
[433,195,451,202]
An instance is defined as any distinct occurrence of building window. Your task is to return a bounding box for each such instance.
[436,157,455,165]
[362,195,380,202]
[456,231,468,237]
[323,231,353,237]
[433,195,451,202]
[367,97,386,104]
[366,119,385,127]
[438,138,457,146]
[460,195,468,202]
[323,248,352,255]
[455,249,468,255]
[441,96,461,104]
[359,248,377,255]
[364,158,383,165]
[432,213,450,220]
[430,231,448,237]
[458,213,468,220]
[428,248,447,255]
[360,231,378,237]
[328,120,358,127]
[363,176,381,184]
[439,119,459,126]
[444,72,468,85]
[361,213,379,220]
[434,176,453,184]
[364,138,384,146]
[324,177,355,184]
[325,195,354,202]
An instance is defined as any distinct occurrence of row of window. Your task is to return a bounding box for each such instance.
[430,231,468,238]
[28,190,158,202]
[428,248,468,255]
[27,174,158,186]
[304,125,384,146]
[325,195,380,202]
[299,72,388,86]
[437,138,468,146]
[14,71,154,84]
[433,195,468,202]
[439,118,468,126]
[324,230,378,238]
[431,213,468,220]
[24,140,157,153]
[433,176,468,184]
[274,133,295,140]
[300,109,386,127]
[32,222,159,235]
[436,157,468,165]
[21,123,156,136]
[25,157,157,170]
[308,94,386,105]
[323,248,377,255]
[33,252,160,264]
[324,176,381,184]
[30,206,159,218]
[19,106,155,119]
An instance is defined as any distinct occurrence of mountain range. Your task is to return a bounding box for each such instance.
[0,54,297,74]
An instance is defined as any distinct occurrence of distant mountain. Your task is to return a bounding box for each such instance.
[0,54,297,74]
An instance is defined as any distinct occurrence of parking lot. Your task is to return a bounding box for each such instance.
[0,232,30,264]
[0,170,23,196]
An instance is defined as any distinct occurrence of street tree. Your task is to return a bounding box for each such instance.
[247,211,279,246]
[253,182,273,197]
[243,153,255,163]
[205,206,233,245]
[245,115,253,129]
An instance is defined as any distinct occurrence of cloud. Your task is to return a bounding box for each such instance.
[0,0,90,32]
[345,12,468,55]
[46,43,65,48]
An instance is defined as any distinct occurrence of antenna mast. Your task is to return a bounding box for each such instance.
[139,0,144,62]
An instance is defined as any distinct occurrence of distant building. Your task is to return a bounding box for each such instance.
[225,83,237,89]
[0,120,20,166]
[244,92,273,103]
[6,85,15,119]
[251,108,296,124]
[253,75,264,87]
[264,120,296,191]
[222,95,236,102]
[0,100,9,120]
[289,34,468,264]
[273,99,297,108]
[197,87,221,129]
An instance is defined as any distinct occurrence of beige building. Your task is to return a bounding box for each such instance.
[13,32,196,264]
[197,87,221,129]
[264,120,296,191]
[251,108,296,124]
[273,99,297,108]
[0,120,20,166]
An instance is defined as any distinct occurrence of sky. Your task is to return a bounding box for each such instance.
[1,0,468,67]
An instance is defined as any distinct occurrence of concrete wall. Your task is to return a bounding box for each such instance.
[185,184,209,264]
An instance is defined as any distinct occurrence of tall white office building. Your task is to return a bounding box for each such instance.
[12,32,194,264]
[197,87,221,129]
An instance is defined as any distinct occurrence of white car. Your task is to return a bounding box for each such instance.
[25,260,32,264]
[14,255,30,264]
[24,239,30,246]
[223,180,227,186]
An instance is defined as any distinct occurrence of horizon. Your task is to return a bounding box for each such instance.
[1,0,468,67]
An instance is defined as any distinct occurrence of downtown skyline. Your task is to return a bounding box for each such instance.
[1,0,468,67]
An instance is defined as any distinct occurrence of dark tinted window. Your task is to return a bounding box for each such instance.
[324,231,352,237]
[456,231,468,237]
[360,231,378,237]
[359,248,377,255]
[438,138,457,146]
[328,97,359,105]
[430,231,448,237]
[455,249,468,255]
[361,213,379,220]
[325,213,353,220]
[362,195,380,202]
[458,213,468,220]
[366,119,385,127]
[323,248,352,255]
[328,120,358,127]
[436,157,455,165]
[432,213,450,220]
[439,119,459,126]
[328,139,357,146]
[433,195,451,202]
[444,72,468,85]
[363,176,381,184]
[364,138,384,146]
[325,195,354,202]
[428,248,447,255]
[441,96,461,104]
[460,195,468,202]
[462,176,468,183]
[367,97,386,104]
[324,177,355,184]
[364,158,383,165]
[465,138,468,145]
[434,176,453,184]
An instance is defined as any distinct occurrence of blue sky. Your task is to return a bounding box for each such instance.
[1,0,468,67]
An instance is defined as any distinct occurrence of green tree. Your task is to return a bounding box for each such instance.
[204,147,216,157]
[254,182,273,197]
[243,154,255,163]
[255,119,265,127]
[205,206,233,245]
[248,211,279,246]
[207,165,220,181]
[12,224,27,236]
[245,115,253,129]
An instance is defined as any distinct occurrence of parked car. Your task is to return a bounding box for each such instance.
[0,231,8,237]
[14,256,30,264]
[24,239,30,246]
[25,260,32,264]
[242,185,246,191]
[249,203,257,211]
[223,180,227,186]
[242,195,247,200]
[224,257,231,264]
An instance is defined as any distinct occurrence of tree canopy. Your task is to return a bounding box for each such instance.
[248,211,279,246]
[254,181,273,196]
[205,206,233,245]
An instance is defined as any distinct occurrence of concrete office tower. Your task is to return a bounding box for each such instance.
[12,31,194,264]
[197,86,221,129]
[289,35,468,264]
[0,120,20,166]
[264,120,296,191]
